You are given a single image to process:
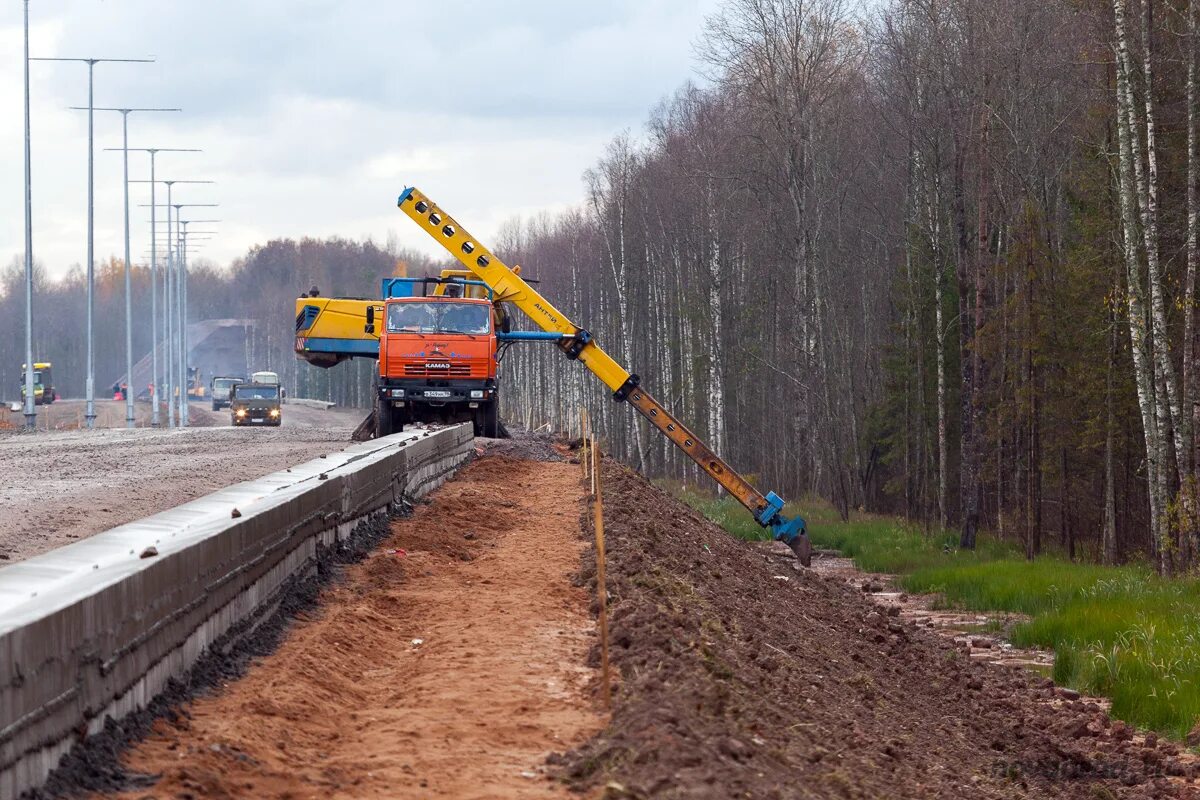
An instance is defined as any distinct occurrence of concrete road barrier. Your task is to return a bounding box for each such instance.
[0,424,473,799]
[284,397,338,410]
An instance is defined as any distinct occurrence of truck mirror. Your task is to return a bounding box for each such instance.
[365,306,375,333]
[365,323,375,334]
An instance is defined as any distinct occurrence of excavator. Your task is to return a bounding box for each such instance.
[294,186,812,565]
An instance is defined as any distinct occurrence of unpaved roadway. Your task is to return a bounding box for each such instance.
[105,454,604,799]
[0,400,366,561]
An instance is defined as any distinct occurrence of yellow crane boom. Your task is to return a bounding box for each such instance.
[396,186,811,564]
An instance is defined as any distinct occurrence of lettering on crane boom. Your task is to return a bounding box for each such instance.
[533,302,558,325]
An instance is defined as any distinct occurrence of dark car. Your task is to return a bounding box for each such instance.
[230,383,282,427]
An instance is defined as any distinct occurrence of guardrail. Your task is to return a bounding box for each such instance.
[0,424,473,798]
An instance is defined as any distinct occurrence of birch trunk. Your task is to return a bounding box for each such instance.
[706,184,727,462]
[1114,0,1169,570]
[1185,0,1199,569]
[1138,0,1188,500]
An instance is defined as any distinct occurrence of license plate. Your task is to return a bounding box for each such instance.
[251,418,265,423]
[424,390,451,398]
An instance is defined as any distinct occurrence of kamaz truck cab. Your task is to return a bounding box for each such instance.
[369,276,501,438]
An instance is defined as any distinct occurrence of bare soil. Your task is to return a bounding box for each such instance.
[99,455,604,799]
[0,401,366,562]
[565,457,1200,799]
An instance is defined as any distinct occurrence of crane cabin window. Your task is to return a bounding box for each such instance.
[386,302,490,335]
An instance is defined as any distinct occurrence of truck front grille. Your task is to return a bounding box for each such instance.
[404,363,473,377]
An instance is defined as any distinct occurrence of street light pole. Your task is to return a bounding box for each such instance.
[173,215,219,428]
[131,179,210,427]
[118,148,199,425]
[22,0,35,429]
[34,55,153,428]
[89,108,179,428]
[135,192,215,427]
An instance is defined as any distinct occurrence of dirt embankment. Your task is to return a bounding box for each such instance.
[566,458,1198,799]
[98,454,604,799]
[0,403,365,562]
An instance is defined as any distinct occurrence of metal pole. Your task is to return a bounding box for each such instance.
[31,56,152,427]
[22,0,35,430]
[150,153,159,425]
[165,182,174,428]
[173,202,184,426]
[179,220,188,427]
[88,113,180,428]
[120,111,133,427]
[122,152,202,425]
[130,183,213,427]
[85,59,95,428]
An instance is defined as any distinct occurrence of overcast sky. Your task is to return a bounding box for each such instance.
[0,1,720,279]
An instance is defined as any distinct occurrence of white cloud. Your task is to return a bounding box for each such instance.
[0,0,721,277]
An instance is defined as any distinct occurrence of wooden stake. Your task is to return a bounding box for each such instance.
[590,433,598,499]
[592,436,611,710]
[581,407,590,480]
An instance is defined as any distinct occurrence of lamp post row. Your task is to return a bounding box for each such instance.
[22,5,218,430]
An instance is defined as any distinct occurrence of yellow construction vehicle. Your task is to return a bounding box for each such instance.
[19,362,55,405]
[403,187,812,562]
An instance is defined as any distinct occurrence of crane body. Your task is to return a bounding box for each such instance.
[392,186,811,564]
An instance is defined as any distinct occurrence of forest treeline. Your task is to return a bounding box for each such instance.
[3,0,1196,571]
[503,0,1200,574]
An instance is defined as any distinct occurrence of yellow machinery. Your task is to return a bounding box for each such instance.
[19,362,54,405]
[393,186,812,564]
[294,297,380,368]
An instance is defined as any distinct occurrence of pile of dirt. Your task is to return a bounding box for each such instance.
[565,458,1197,799]
[481,428,567,462]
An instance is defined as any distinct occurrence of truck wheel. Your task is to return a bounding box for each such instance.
[475,401,500,438]
[375,397,394,438]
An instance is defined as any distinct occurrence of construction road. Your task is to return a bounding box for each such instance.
[0,399,366,561]
[10,433,1200,798]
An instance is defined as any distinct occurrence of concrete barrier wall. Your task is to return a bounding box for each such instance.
[284,397,338,410]
[0,424,473,799]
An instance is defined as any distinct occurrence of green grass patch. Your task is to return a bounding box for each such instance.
[674,489,1200,740]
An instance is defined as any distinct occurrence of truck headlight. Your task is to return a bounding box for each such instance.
[269,408,280,417]
[236,408,246,417]
[470,389,484,399]
[391,388,404,398]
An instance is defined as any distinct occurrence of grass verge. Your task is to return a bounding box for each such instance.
[675,488,1200,740]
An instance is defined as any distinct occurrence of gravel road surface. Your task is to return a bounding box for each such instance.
[0,401,368,562]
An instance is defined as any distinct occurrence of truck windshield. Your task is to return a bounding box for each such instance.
[234,386,278,400]
[387,302,490,335]
[214,379,239,390]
